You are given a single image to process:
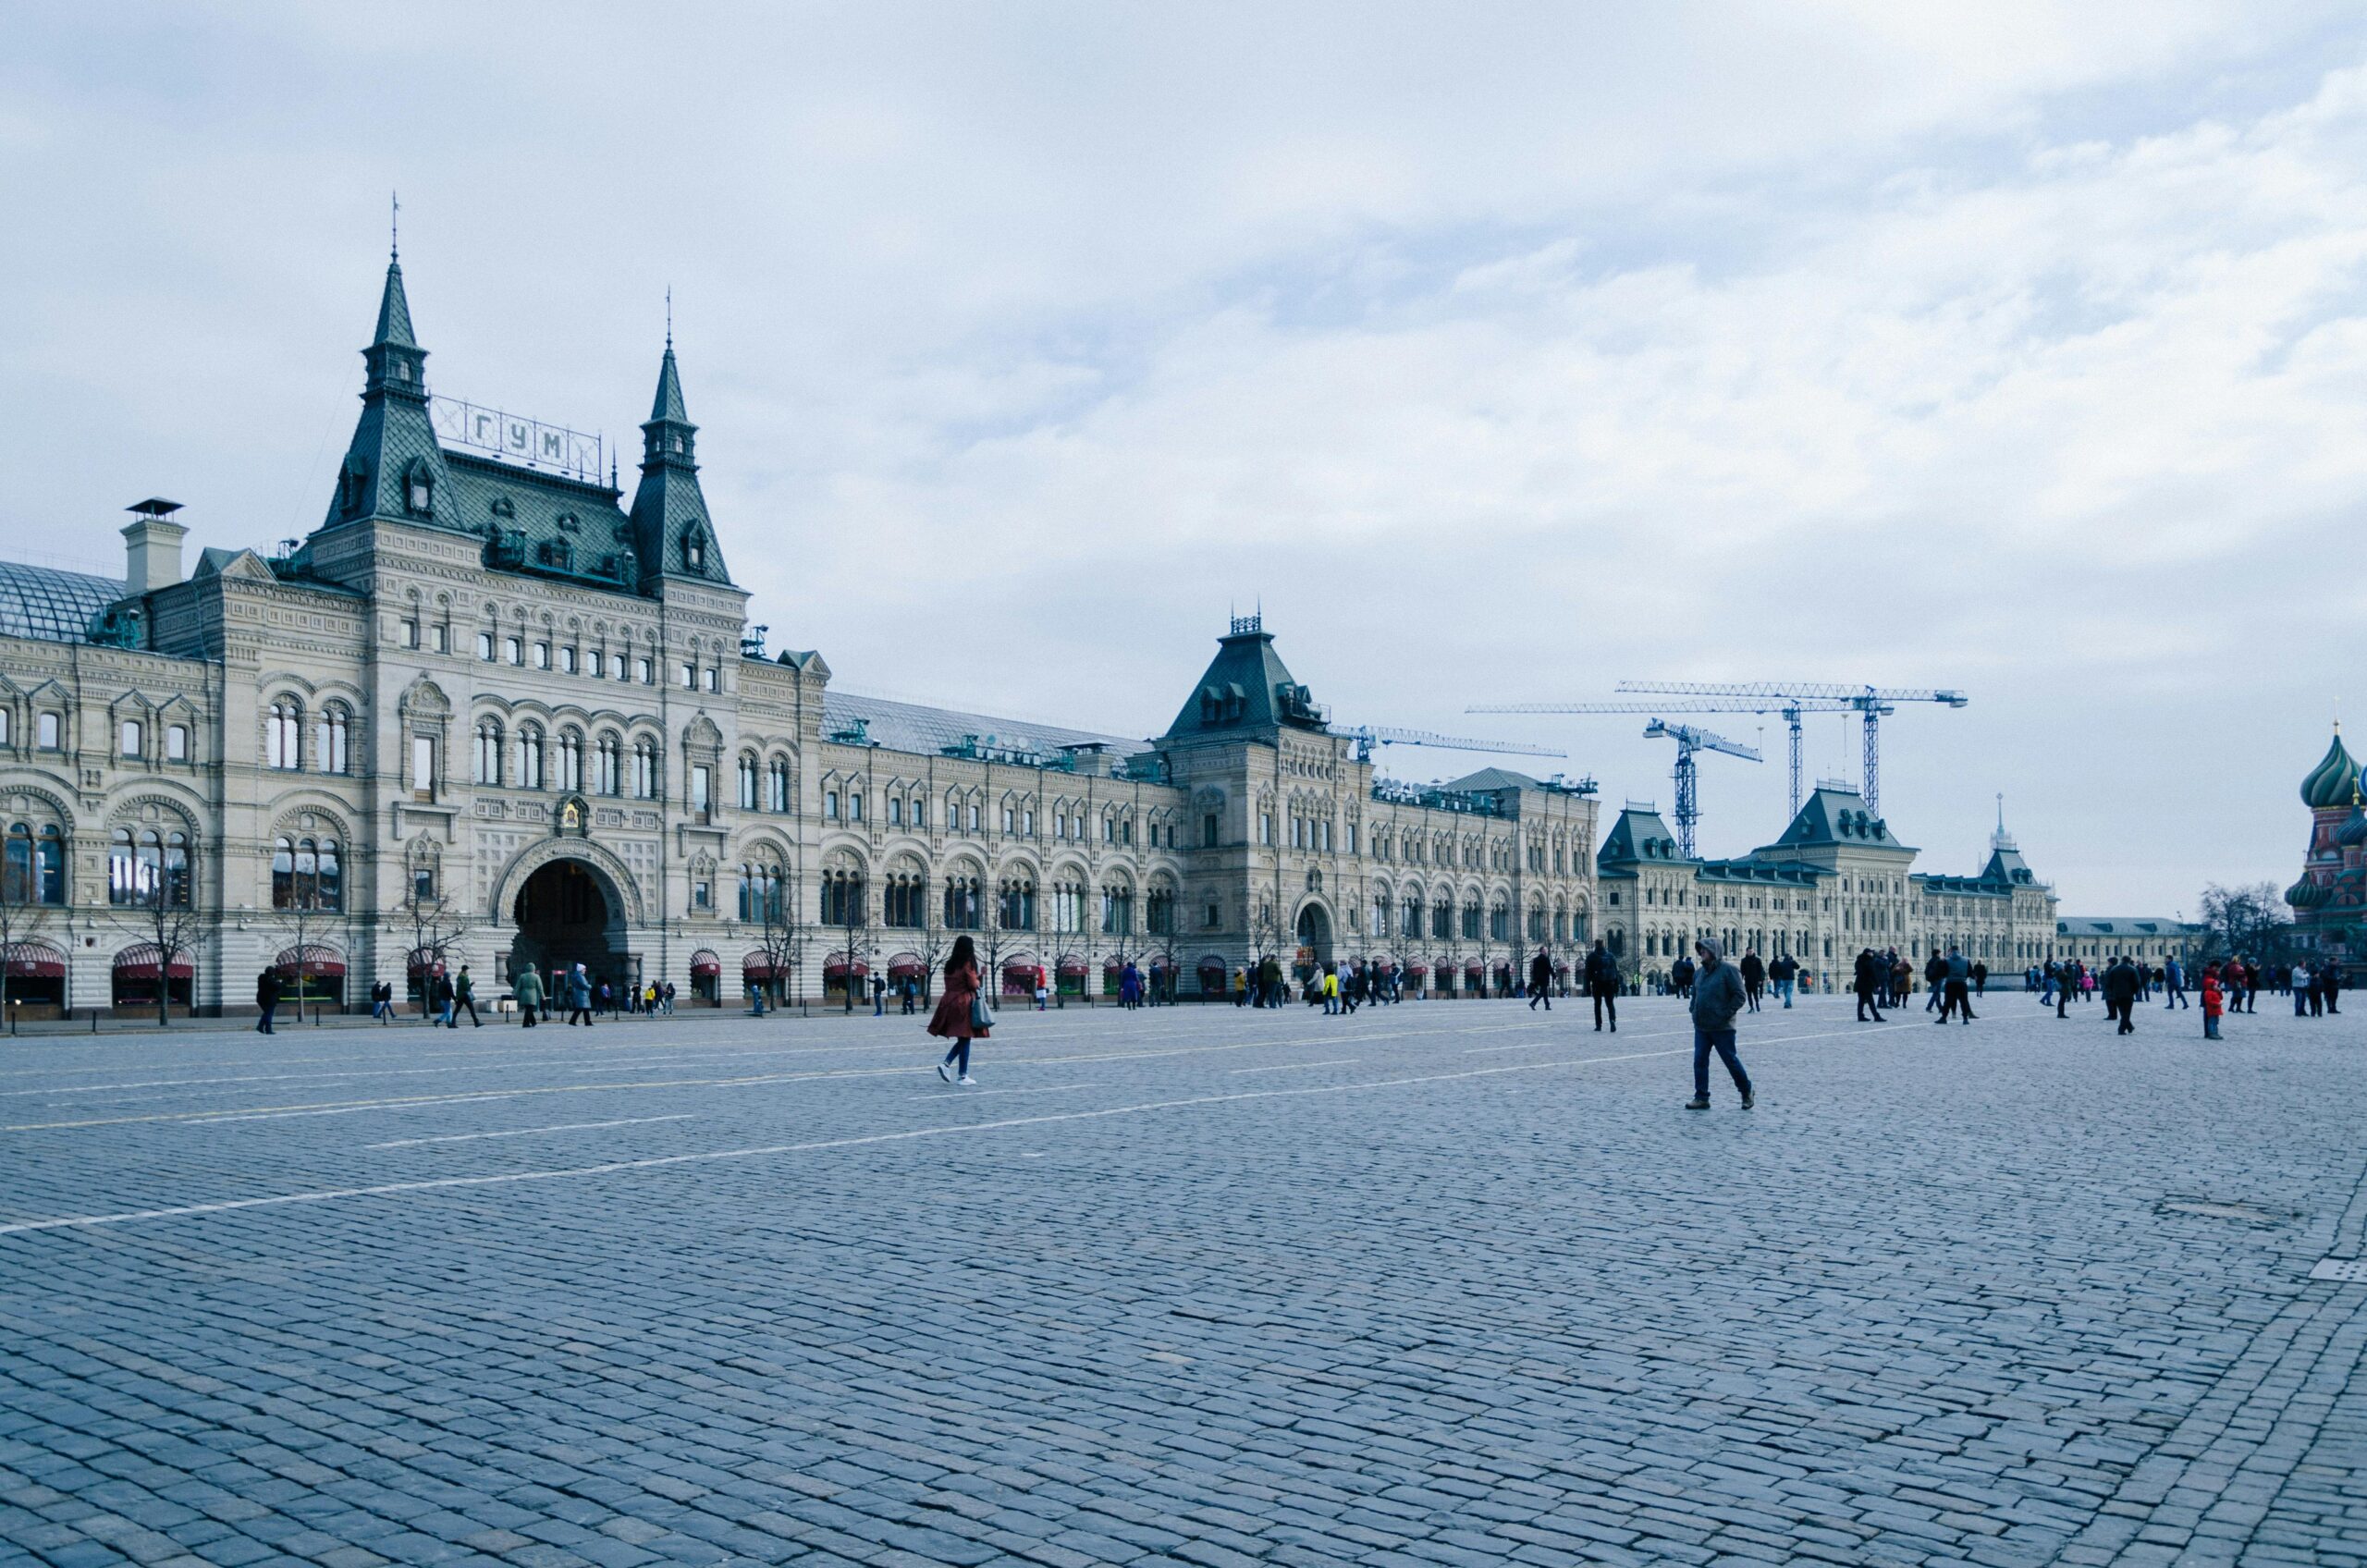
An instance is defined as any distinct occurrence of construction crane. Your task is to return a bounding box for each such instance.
[1332,724,1565,766]
[1614,682,1966,818]
[1641,721,1760,858]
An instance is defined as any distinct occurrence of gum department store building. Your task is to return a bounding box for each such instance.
[0,257,2187,1015]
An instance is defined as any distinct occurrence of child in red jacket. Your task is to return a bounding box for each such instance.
[2201,972,2224,1040]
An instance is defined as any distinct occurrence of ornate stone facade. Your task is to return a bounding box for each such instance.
[0,257,1600,1013]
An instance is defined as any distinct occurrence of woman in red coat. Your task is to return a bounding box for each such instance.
[929,934,990,1084]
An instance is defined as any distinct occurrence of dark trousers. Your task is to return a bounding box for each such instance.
[2166,986,2188,1009]
[941,1036,971,1075]
[521,1007,538,1027]
[568,1006,593,1025]
[449,998,480,1028]
[1856,987,1883,1021]
[2109,998,2134,1034]
[1941,980,1973,1022]
[1592,988,1616,1031]
[1529,988,1550,1010]
[1744,982,1761,1012]
[1693,1027,1751,1098]
[255,1002,276,1034]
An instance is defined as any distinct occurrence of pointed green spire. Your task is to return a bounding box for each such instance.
[373,258,417,349]
[649,344,688,423]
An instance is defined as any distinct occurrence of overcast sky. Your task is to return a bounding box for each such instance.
[5,3,2364,915]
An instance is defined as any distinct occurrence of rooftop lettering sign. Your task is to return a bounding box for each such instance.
[431,396,604,484]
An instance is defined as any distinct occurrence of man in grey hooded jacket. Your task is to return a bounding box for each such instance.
[1686,937,1755,1110]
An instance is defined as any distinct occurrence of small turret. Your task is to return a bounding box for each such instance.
[625,321,730,588]
[2301,726,2357,810]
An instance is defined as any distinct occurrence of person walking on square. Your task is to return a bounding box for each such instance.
[254,968,279,1034]
[2201,969,2224,1040]
[1971,960,1988,997]
[1770,950,1797,1008]
[1941,947,1975,1023]
[513,962,543,1027]
[1528,948,1553,1011]
[2323,962,2342,1015]
[1584,938,1619,1033]
[452,964,482,1028]
[2165,955,2189,1010]
[930,934,988,1085]
[567,962,595,1027]
[370,980,395,1023]
[432,967,456,1028]
[2293,961,2312,1017]
[2244,959,2261,1013]
[1738,948,1764,1012]
[2103,955,2140,1035]
[1924,949,1947,1013]
[1854,949,1885,1022]
[1669,951,1695,999]
[1684,939,1753,1111]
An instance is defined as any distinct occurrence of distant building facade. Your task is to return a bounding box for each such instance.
[1598,784,2195,987]
[0,256,1603,1014]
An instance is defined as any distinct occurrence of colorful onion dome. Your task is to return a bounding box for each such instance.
[2302,729,2359,809]
[2341,805,2367,849]
[2288,876,2329,910]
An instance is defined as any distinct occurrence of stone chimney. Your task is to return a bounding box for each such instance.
[121,498,188,594]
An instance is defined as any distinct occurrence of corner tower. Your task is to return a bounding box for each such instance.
[626,337,732,591]
[321,251,453,532]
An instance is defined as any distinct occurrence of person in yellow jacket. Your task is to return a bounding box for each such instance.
[1322,964,1342,1015]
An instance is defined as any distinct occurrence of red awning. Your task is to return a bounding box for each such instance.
[888,959,924,979]
[113,944,192,981]
[1405,963,1429,976]
[822,961,868,979]
[1465,962,1485,974]
[1003,964,1040,980]
[743,959,785,980]
[276,946,346,976]
[2,943,65,979]
[690,949,721,977]
[1057,959,1087,976]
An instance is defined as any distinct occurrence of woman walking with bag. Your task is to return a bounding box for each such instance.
[929,934,990,1084]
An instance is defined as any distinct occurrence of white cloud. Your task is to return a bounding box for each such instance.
[2,2,2364,911]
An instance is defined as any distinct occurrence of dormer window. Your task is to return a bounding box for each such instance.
[404,465,434,517]
[670,435,684,454]
[684,531,705,570]
[339,457,369,516]
[394,359,411,382]
[557,513,579,533]
[490,497,515,519]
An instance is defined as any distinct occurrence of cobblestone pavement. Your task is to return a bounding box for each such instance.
[1,990,2363,1568]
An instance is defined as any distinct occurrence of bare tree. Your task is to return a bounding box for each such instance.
[269,903,339,1024]
[107,853,203,1026]
[0,857,55,1027]
[746,869,804,1011]
[400,884,470,1017]
[2201,881,2289,963]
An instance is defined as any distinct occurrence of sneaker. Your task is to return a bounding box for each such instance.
[1740,1088,1755,1109]
[959,1074,977,1086]
[936,1062,952,1084]
[1684,1095,1711,1110]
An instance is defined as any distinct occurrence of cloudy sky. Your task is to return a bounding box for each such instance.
[5,2,2364,914]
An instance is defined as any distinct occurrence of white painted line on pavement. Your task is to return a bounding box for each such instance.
[0,1020,1919,1237]
[1228,1060,1357,1074]
[365,1114,699,1149]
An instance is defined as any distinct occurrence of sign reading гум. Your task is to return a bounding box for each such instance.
[430,396,604,483]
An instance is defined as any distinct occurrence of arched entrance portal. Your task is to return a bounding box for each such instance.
[1294,902,1333,979]
[510,858,633,997]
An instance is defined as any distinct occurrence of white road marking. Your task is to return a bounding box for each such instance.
[0,1021,1917,1237]
[1227,1059,1358,1074]
[190,1094,523,1123]
[912,1083,1088,1100]
[364,1114,698,1149]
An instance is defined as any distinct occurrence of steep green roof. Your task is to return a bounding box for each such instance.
[1163,620,1325,743]
[625,344,733,590]
[1765,783,1915,852]
[1598,804,1686,868]
[447,454,640,590]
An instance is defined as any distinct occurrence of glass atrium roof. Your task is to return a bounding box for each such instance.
[0,562,124,643]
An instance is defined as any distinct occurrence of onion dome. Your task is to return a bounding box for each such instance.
[2302,728,2359,809]
[2341,804,2367,849]
[2288,876,2329,910]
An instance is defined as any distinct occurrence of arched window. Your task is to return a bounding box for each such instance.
[683,530,705,570]
[821,867,865,927]
[595,733,621,795]
[165,831,190,908]
[517,725,546,790]
[1099,884,1133,936]
[767,758,791,813]
[632,739,658,800]
[105,827,181,908]
[997,877,1036,932]
[273,836,343,911]
[119,719,143,757]
[472,719,502,785]
[738,864,785,924]
[267,700,301,770]
[404,464,434,517]
[738,754,758,811]
[1146,887,1173,936]
[884,872,926,929]
[942,874,981,930]
[313,704,350,774]
[557,729,583,791]
[108,829,138,905]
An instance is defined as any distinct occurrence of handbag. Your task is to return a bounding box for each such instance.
[968,993,993,1031]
